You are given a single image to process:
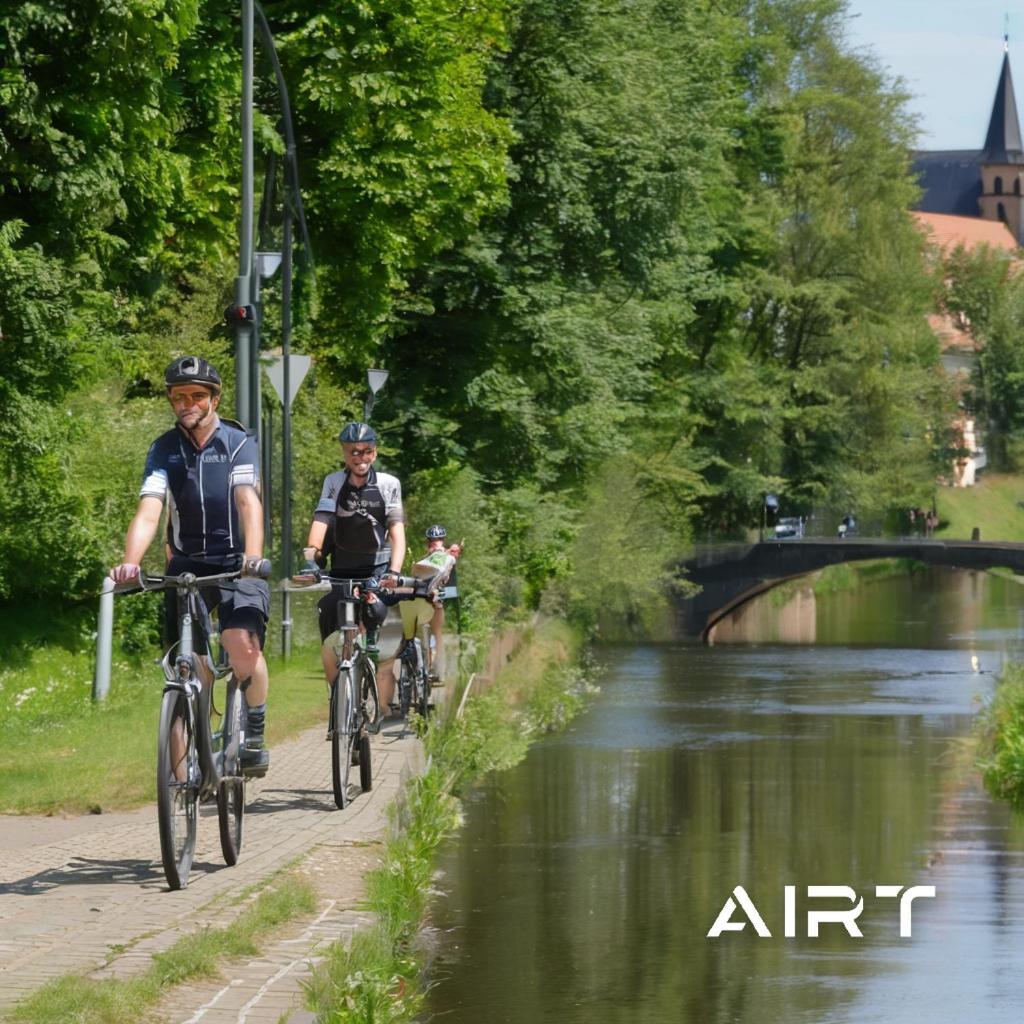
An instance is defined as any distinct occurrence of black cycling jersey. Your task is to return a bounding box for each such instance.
[313,467,404,574]
[140,418,260,558]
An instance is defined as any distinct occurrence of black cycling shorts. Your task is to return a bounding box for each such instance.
[317,561,393,640]
[163,555,270,652]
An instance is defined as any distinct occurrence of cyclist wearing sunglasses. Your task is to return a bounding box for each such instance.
[301,422,407,720]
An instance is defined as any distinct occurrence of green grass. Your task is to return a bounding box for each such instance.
[5,874,317,1024]
[936,472,1024,541]
[0,645,328,815]
[977,662,1024,810]
[304,618,589,1024]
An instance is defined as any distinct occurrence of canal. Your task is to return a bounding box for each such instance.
[426,567,1024,1023]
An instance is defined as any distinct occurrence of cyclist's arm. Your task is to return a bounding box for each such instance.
[386,521,406,576]
[234,484,264,559]
[303,516,330,563]
[112,495,164,580]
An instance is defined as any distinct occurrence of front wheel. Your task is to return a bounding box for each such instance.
[331,671,355,809]
[157,689,198,890]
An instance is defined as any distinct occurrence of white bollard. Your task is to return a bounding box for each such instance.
[92,576,115,702]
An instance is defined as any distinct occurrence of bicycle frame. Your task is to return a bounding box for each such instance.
[155,574,238,799]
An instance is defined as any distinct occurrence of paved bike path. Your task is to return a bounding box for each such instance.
[0,710,424,1022]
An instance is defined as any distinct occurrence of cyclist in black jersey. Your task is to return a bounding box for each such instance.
[111,357,272,771]
[301,422,407,720]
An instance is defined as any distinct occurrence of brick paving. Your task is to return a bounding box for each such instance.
[0,711,425,1023]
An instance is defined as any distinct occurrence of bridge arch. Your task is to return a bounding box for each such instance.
[677,539,1024,642]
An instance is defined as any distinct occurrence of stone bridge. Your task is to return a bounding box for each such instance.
[677,538,1024,641]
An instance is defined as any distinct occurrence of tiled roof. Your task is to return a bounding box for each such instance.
[914,211,1019,253]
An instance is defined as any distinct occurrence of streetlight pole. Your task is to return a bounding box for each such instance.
[235,0,256,429]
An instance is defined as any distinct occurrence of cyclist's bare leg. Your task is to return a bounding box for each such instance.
[222,628,267,705]
[429,605,445,677]
[170,713,188,782]
[320,639,338,685]
[377,657,397,713]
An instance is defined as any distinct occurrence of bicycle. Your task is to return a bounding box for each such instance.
[292,572,385,809]
[117,564,268,890]
[397,608,433,721]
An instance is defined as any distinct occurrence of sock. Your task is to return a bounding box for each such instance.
[246,702,266,738]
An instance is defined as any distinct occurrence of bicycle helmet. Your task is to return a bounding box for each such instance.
[165,356,222,394]
[425,524,447,540]
[338,421,377,444]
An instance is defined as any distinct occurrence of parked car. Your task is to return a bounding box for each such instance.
[774,516,804,540]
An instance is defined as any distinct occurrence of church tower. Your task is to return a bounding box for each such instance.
[978,43,1024,242]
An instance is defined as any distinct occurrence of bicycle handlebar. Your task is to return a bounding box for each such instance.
[113,561,272,595]
[289,571,431,599]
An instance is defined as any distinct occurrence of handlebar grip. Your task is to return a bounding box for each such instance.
[242,557,273,579]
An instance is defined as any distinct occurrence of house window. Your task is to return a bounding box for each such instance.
[1016,179,1021,196]
[995,176,1004,194]
[998,201,1008,222]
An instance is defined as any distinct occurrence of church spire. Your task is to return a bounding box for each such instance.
[983,47,1024,163]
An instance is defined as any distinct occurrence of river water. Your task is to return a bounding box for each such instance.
[426,568,1024,1023]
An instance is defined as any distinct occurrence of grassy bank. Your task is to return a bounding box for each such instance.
[5,870,317,1024]
[0,646,327,815]
[977,662,1024,810]
[936,473,1024,541]
[304,617,589,1023]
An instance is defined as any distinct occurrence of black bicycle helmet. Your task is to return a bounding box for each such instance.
[165,356,222,394]
[425,524,447,540]
[338,421,377,444]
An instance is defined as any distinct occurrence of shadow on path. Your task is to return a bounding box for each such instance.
[0,856,167,895]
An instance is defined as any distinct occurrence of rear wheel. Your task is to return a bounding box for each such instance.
[361,656,380,731]
[157,689,197,890]
[397,650,413,717]
[331,670,355,809]
[217,681,245,865]
[415,640,431,720]
[359,732,372,791]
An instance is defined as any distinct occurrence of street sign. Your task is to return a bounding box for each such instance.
[264,354,311,407]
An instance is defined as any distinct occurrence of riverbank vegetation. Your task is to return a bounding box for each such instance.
[977,664,1024,811]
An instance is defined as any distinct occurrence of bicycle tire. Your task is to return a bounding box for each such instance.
[157,688,198,890]
[418,664,432,720]
[217,680,245,865]
[331,670,355,809]
[414,639,431,720]
[398,650,413,717]
[359,732,372,791]
[361,656,380,730]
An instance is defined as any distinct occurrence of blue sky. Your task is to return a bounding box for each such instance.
[843,1,1021,149]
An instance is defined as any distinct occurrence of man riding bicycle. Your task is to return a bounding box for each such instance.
[301,421,406,724]
[110,356,272,771]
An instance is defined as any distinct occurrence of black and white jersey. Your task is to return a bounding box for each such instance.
[140,418,259,558]
[314,467,404,573]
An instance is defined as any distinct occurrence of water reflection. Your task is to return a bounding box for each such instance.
[427,569,1024,1023]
